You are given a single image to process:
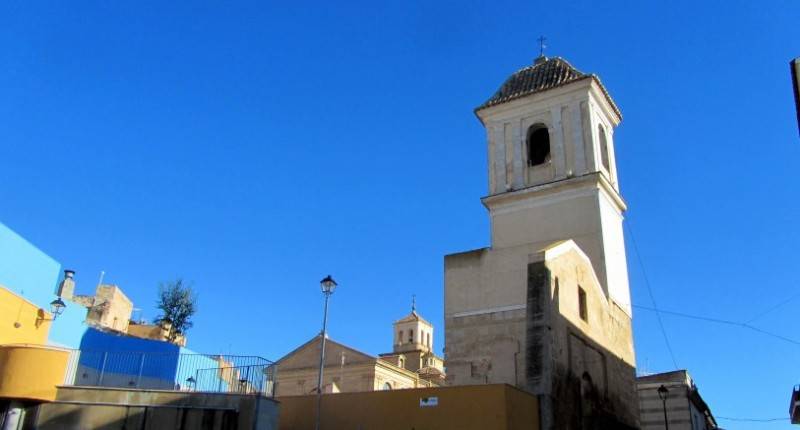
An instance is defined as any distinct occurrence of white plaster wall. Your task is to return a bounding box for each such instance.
[490,188,602,251]
[479,80,621,197]
[598,191,632,314]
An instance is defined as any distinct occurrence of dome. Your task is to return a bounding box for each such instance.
[476,56,621,118]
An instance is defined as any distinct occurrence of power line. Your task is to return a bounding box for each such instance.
[716,415,789,422]
[633,304,800,347]
[745,290,800,324]
[625,221,679,369]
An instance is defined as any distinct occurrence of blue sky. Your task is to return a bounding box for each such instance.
[1,1,798,428]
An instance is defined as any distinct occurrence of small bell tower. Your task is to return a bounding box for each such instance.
[393,296,433,353]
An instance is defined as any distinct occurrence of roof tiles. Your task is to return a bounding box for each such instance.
[476,56,621,119]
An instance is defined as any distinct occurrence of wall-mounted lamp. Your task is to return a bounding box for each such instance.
[36,297,66,326]
[50,297,66,320]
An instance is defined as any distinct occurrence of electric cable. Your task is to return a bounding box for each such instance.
[625,221,679,369]
[716,416,789,422]
[745,290,800,324]
[633,304,800,347]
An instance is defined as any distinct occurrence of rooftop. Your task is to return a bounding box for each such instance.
[394,310,431,326]
[476,55,621,119]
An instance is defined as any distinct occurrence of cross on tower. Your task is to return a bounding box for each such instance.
[537,35,547,57]
[411,294,416,312]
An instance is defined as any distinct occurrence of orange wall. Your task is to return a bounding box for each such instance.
[278,384,539,430]
[0,285,51,345]
[0,344,69,401]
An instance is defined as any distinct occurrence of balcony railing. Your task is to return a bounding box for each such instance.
[63,350,276,397]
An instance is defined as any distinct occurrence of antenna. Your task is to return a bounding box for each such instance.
[132,307,143,323]
[537,35,547,57]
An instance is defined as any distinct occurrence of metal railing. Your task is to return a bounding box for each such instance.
[63,350,276,397]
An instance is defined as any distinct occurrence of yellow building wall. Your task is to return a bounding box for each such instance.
[0,285,52,345]
[278,384,539,430]
[0,344,69,401]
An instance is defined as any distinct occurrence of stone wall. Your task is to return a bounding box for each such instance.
[444,241,638,429]
[529,245,638,429]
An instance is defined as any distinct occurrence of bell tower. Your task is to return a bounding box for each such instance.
[393,296,433,354]
[476,55,630,312]
[444,53,639,429]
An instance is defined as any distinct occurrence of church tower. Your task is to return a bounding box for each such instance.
[477,55,629,312]
[379,299,445,383]
[393,297,434,354]
[444,53,638,429]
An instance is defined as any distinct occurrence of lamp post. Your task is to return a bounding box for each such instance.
[657,384,670,430]
[315,275,337,430]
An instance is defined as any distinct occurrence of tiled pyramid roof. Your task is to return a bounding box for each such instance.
[476,56,621,118]
[395,310,430,326]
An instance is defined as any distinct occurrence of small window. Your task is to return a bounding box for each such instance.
[409,329,413,343]
[398,331,402,343]
[554,277,560,310]
[426,332,431,347]
[527,124,550,166]
[598,124,610,171]
[399,358,405,368]
[578,287,588,322]
[383,382,392,390]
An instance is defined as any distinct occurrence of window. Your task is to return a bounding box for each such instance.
[598,124,610,171]
[383,382,392,390]
[409,329,413,343]
[426,332,431,347]
[399,358,405,368]
[554,277,560,310]
[527,124,550,166]
[398,331,402,343]
[578,287,588,322]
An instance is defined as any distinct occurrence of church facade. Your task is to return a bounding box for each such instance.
[444,55,639,429]
[274,305,444,396]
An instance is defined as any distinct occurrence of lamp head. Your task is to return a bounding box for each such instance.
[320,275,337,294]
[50,297,66,319]
[657,384,669,401]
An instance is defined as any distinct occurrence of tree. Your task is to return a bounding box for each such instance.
[155,279,197,341]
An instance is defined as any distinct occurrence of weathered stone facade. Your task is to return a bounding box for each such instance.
[444,56,638,429]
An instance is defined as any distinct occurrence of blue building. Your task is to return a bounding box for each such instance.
[0,222,86,347]
[74,327,272,394]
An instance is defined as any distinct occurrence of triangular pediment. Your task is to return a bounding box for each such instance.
[275,335,375,371]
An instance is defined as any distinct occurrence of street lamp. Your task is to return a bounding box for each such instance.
[315,275,337,430]
[49,297,66,320]
[657,384,670,430]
